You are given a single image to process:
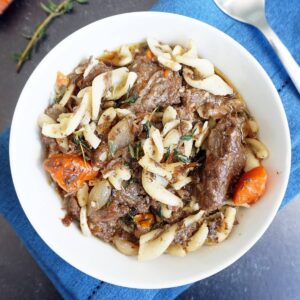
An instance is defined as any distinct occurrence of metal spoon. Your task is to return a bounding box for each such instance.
[214,0,300,94]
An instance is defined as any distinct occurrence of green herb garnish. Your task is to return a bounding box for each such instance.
[164,147,171,160]
[174,149,190,163]
[128,144,135,159]
[122,94,139,104]
[73,132,89,164]
[108,141,116,157]
[181,128,197,141]
[143,120,152,138]
[128,141,142,160]
[180,134,193,141]
[135,141,142,160]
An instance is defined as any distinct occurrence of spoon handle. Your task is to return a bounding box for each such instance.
[258,22,300,94]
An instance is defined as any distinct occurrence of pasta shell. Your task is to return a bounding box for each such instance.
[138,155,172,180]
[138,224,178,261]
[77,86,92,99]
[92,73,107,120]
[37,113,55,128]
[163,129,181,148]
[246,138,269,159]
[59,83,75,106]
[162,106,177,125]
[158,54,182,71]
[80,206,91,236]
[139,228,163,245]
[150,127,164,162]
[183,67,233,96]
[183,210,205,227]
[194,121,209,148]
[83,56,99,78]
[77,183,89,207]
[147,37,172,57]
[166,244,186,257]
[113,45,133,66]
[186,221,208,252]
[172,177,192,190]
[176,56,214,78]
[115,108,134,119]
[108,166,131,190]
[98,107,116,126]
[206,207,236,244]
[42,91,89,138]
[106,70,137,100]
[161,204,172,218]
[162,119,180,136]
[113,236,138,256]
[244,147,261,172]
[142,170,183,207]
[83,122,101,149]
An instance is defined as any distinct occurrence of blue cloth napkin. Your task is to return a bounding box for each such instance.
[1,0,299,299]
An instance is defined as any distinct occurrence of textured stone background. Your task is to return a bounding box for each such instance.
[0,1,299,299]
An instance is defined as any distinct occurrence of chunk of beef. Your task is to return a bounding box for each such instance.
[130,70,182,113]
[45,104,66,121]
[76,61,112,89]
[129,52,161,96]
[66,196,80,220]
[41,135,60,156]
[117,183,151,213]
[163,206,187,224]
[173,222,198,247]
[183,88,245,119]
[89,218,119,243]
[87,183,151,241]
[194,116,246,210]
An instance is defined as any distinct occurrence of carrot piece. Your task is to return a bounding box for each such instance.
[233,166,267,205]
[163,69,171,77]
[44,154,98,193]
[145,49,154,60]
[56,71,69,88]
[133,213,155,230]
[0,0,13,14]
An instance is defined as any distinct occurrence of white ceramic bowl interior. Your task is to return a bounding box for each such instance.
[10,12,291,289]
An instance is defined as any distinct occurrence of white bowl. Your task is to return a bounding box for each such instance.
[10,12,291,288]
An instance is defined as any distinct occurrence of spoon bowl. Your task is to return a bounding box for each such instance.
[214,0,266,26]
[214,0,300,93]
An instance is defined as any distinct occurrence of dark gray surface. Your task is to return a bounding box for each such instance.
[0,1,300,300]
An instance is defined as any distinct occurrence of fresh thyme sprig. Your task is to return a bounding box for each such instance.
[174,148,190,163]
[108,141,116,157]
[122,94,139,104]
[143,120,152,138]
[73,131,89,164]
[128,141,142,160]
[15,0,88,72]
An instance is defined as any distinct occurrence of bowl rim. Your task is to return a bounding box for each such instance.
[9,11,291,288]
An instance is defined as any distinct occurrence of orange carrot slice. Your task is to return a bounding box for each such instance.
[44,154,98,193]
[233,166,267,205]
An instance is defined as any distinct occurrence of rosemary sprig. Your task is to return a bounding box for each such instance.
[15,0,88,72]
